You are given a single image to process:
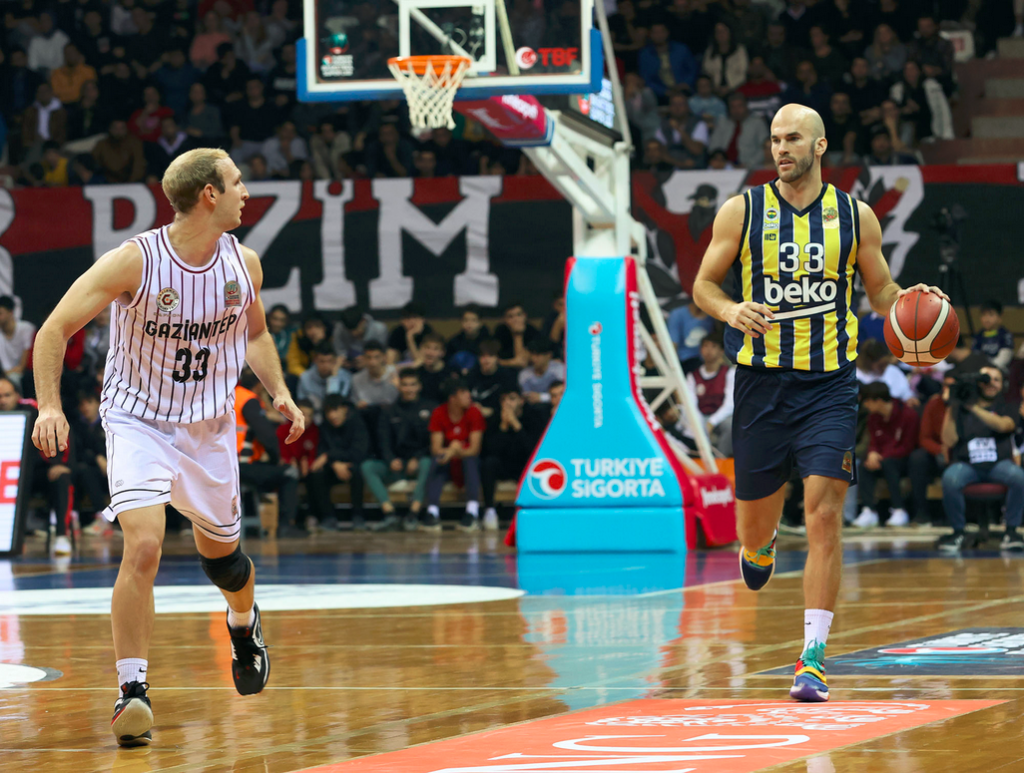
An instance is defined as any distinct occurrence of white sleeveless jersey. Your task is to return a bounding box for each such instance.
[101,226,253,424]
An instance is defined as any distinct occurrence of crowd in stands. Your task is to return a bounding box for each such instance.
[2,0,1023,188]
[0,295,568,546]
[666,295,1024,552]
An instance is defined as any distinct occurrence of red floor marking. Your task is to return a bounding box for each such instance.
[298,699,1003,772]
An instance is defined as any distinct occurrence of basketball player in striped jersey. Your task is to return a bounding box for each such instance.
[31,148,304,745]
[694,104,947,702]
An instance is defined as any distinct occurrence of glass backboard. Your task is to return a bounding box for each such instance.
[299,0,599,102]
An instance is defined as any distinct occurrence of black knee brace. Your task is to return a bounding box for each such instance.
[200,545,252,593]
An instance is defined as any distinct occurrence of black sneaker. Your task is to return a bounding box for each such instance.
[420,512,442,533]
[228,604,270,696]
[351,513,367,532]
[456,512,480,533]
[937,531,965,554]
[111,681,153,747]
[403,512,421,532]
[1001,529,1024,551]
[320,515,340,531]
[372,514,402,532]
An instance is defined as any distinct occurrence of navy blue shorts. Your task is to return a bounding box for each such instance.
[732,363,858,501]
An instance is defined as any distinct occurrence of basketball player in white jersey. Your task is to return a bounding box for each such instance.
[31,148,304,746]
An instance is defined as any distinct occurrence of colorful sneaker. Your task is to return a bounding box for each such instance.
[111,681,153,747]
[228,604,270,696]
[790,642,829,702]
[739,530,777,591]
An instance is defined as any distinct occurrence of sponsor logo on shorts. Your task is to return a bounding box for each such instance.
[842,451,853,474]
[156,287,180,313]
[224,281,241,307]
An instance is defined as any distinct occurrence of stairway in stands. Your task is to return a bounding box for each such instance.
[922,37,1024,164]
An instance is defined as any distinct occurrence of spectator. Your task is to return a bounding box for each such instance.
[386,302,434,365]
[762,22,803,85]
[100,61,144,117]
[833,0,868,57]
[446,305,491,373]
[2,49,43,146]
[69,153,106,185]
[125,7,167,79]
[153,48,200,119]
[276,398,318,533]
[656,399,698,457]
[413,148,437,178]
[310,119,353,180]
[0,296,36,391]
[869,0,917,45]
[73,10,115,74]
[365,122,415,178]
[261,120,307,178]
[865,24,907,84]
[480,390,533,532]
[689,75,728,129]
[306,394,370,531]
[623,70,662,143]
[608,0,649,73]
[855,339,917,406]
[667,300,716,374]
[640,138,676,177]
[783,60,832,117]
[129,85,174,143]
[363,368,435,532]
[665,0,715,55]
[907,14,955,94]
[685,332,735,456]
[145,116,195,180]
[73,391,109,531]
[854,382,920,528]
[638,22,699,100]
[938,367,1024,553]
[973,300,1015,370]
[246,153,270,181]
[467,338,519,419]
[21,83,68,162]
[865,122,918,166]
[66,80,110,141]
[286,313,329,376]
[495,301,541,369]
[736,57,783,122]
[28,12,72,76]
[229,78,280,163]
[424,378,485,532]
[264,304,295,369]
[92,117,146,182]
[235,11,275,74]
[235,376,302,536]
[778,0,817,50]
[297,341,351,420]
[49,43,97,105]
[190,12,232,70]
[427,127,472,176]
[703,22,749,97]
[707,148,735,170]
[722,0,768,52]
[910,376,951,526]
[110,0,140,37]
[526,378,564,434]
[265,0,298,50]
[35,140,69,186]
[845,57,886,126]
[202,43,250,105]
[541,292,566,358]
[655,90,709,169]
[183,82,224,144]
[329,307,385,369]
[947,335,995,378]
[519,338,565,404]
[823,91,862,166]
[708,92,769,169]
[350,341,399,409]
[415,333,455,404]
[82,305,110,376]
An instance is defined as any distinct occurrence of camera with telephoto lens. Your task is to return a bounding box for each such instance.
[951,371,991,403]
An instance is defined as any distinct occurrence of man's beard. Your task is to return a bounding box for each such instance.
[776,151,815,182]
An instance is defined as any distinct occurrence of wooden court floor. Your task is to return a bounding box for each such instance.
[2,530,1024,772]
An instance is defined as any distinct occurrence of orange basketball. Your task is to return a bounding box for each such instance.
[883,290,960,367]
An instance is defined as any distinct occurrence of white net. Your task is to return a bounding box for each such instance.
[388,56,471,131]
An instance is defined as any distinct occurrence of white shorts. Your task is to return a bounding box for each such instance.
[101,406,241,542]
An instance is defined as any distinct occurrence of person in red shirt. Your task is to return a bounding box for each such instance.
[909,376,951,525]
[855,382,920,528]
[424,378,484,533]
[277,398,319,479]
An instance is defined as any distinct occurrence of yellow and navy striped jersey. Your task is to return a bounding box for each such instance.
[725,181,860,372]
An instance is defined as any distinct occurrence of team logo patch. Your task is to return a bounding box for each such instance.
[224,281,241,307]
[156,287,180,313]
[527,459,567,500]
[823,205,840,229]
[842,451,853,474]
[764,207,779,230]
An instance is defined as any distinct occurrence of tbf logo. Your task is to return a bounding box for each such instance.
[528,459,567,499]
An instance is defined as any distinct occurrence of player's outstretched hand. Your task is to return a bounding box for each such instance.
[33,408,70,458]
[725,301,774,338]
[275,394,305,443]
[898,283,950,303]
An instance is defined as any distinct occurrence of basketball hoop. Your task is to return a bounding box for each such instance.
[388,55,471,131]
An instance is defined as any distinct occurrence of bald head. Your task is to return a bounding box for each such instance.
[772,104,825,143]
[770,104,826,183]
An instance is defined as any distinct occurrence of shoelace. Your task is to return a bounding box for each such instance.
[746,539,775,562]
[800,642,826,673]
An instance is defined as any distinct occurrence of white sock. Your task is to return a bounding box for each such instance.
[228,607,255,629]
[465,500,479,517]
[116,658,148,688]
[427,505,440,518]
[804,609,834,651]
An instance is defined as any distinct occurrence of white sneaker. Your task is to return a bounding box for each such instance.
[853,507,879,528]
[886,508,909,527]
[84,518,108,536]
[482,508,499,531]
[53,535,72,556]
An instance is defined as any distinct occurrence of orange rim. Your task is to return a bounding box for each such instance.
[388,55,471,77]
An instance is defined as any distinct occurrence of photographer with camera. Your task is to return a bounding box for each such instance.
[937,367,1024,553]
